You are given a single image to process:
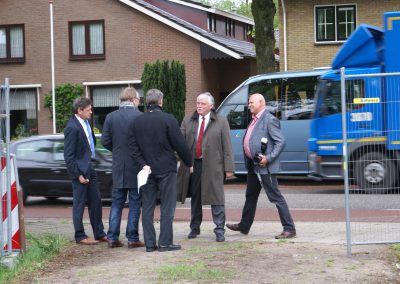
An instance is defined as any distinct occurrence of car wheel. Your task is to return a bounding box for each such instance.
[354,151,397,194]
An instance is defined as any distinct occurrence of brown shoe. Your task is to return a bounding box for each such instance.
[128,241,145,249]
[77,238,99,245]
[275,231,296,239]
[97,236,108,243]
[108,240,124,248]
[226,223,248,235]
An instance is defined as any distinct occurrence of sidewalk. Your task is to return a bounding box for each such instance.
[26,218,347,244]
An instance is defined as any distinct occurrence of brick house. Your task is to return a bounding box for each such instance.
[0,0,256,135]
[278,0,400,71]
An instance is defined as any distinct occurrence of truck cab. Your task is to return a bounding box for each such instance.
[309,11,400,192]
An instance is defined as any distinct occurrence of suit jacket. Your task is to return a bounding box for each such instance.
[64,115,96,179]
[244,109,285,174]
[101,105,142,188]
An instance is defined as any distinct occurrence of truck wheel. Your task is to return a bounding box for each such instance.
[355,151,396,194]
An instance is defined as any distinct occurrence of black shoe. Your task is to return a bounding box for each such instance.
[146,246,158,252]
[216,234,225,242]
[158,244,181,252]
[188,230,200,239]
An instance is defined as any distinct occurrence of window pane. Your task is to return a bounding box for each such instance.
[72,24,85,55]
[337,6,355,40]
[10,26,23,58]
[0,28,6,58]
[316,7,335,41]
[89,23,103,55]
[224,86,248,105]
[282,76,319,120]
[15,140,51,162]
[249,79,282,119]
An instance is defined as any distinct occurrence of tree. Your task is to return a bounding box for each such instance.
[44,83,83,133]
[251,0,276,74]
[141,60,186,124]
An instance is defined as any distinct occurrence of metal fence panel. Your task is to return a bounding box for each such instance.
[341,69,400,255]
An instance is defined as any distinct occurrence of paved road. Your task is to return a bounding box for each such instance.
[23,178,400,222]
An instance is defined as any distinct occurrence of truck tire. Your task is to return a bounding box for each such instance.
[354,151,397,194]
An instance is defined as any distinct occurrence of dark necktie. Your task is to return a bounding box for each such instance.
[85,120,95,158]
[195,116,205,158]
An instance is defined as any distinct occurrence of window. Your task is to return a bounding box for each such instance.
[320,79,365,116]
[249,79,282,119]
[315,5,356,42]
[225,19,235,37]
[15,140,52,162]
[69,20,105,60]
[0,24,25,63]
[208,13,216,32]
[282,76,320,120]
[218,86,250,129]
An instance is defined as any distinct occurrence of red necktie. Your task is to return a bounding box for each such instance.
[195,116,205,158]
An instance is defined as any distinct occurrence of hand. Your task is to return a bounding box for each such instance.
[143,165,151,174]
[189,166,194,173]
[225,171,234,178]
[78,175,89,184]
[258,155,268,167]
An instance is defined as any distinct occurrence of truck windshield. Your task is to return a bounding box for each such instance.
[316,79,365,117]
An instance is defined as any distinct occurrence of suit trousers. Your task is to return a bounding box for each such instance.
[239,165,295,233]
[72,164,105,242]
[142,172,177,247]
[190,159,225,236]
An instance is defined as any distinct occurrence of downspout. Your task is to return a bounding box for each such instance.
[279,0,287,71]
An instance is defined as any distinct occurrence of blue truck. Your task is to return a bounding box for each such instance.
[308,11,400,192]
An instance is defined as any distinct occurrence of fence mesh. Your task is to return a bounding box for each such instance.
[342,70,400,249]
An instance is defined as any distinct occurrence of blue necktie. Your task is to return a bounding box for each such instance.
[85,120,95,158]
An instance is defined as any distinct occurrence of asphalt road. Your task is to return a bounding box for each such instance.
[23,178,400,222]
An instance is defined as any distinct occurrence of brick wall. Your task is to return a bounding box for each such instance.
[279,0,400,71]
[0,0,219,133]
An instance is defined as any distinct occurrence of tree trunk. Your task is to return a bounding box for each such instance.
[251,0,276,74]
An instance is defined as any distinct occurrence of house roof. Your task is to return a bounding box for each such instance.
[118,0,256,59]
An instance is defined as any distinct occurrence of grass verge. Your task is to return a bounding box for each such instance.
[156,261,235,283]
[0,233,70,283]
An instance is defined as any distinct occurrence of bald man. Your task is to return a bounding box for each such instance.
[226,93,296,239]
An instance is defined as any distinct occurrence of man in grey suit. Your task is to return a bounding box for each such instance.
[101,87,145,248]
[226,93,296,239]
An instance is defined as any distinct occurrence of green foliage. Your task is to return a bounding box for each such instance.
[0,233,70,283]
[44,83,83,133]
[141,60,186,124]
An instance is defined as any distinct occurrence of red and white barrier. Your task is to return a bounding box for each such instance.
[1,155,20,251]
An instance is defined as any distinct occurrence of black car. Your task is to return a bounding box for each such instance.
[10,134,113,203]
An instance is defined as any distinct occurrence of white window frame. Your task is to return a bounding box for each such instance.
[314,4,357,44]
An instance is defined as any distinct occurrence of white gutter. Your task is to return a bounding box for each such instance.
[82,80,141,86]
[118,0,243,59]
[280,0,287,71]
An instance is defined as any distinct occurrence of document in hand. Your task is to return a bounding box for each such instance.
[137,169,150,193]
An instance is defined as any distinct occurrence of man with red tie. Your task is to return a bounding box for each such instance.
[177,92,234,242]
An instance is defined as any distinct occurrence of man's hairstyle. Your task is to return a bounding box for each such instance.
[197,92,215,105]
[120,87,139,102]
[73,97,92,114]
[146,89,163,106]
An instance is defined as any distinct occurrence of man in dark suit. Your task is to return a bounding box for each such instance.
[131,89,193,252]
[226,93,296,239]
[64,97,107,245]
[101,87,144,249]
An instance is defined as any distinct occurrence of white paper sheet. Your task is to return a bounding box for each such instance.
[137,168,150,193]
